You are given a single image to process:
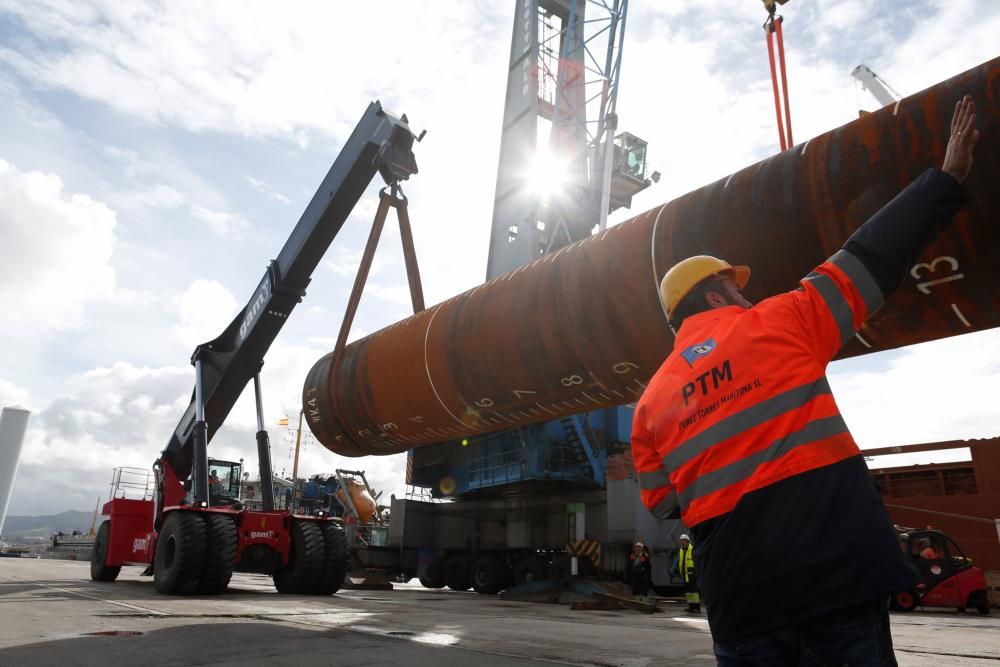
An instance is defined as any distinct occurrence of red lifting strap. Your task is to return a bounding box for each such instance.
[764,14,793,151]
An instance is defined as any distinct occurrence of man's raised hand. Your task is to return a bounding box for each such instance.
[942,95,979,183]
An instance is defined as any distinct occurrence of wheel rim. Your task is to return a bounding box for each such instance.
[897,592,914,608]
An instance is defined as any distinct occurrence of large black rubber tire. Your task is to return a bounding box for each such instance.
[273,519,324,594]
[972,590,992,615]
[889,590,918,612]
[471,556,506,595]
[444,554,471,591]
[577,554,597,578]
[418,556,445,589]
[513,557,547,586]
[315,522,349,595]
[153,511,207,595]
[197,514,238,595]
[90,521,121,582]
[547,556,572,581]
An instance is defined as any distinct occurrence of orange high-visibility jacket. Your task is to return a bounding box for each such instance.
[632,249,883,528]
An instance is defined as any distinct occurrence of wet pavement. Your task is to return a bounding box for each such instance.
[1,558,997,666]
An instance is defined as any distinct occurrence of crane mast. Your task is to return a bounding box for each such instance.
[852,64,902,107]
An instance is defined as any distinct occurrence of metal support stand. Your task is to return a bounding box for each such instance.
[192,359,210,505]
[253,373,275,511]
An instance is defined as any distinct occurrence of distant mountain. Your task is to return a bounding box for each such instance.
[1,510,94,540]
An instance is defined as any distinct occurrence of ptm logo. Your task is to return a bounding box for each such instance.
[132,538,149,552]
[250,531,274,540]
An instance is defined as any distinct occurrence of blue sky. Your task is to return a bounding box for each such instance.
[1,0,998,516]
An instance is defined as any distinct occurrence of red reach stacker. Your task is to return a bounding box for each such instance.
[90,102,420,595]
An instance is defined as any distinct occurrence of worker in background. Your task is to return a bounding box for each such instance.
[919,538,943,561]
[631,96,979,665]
[208,470,222,496]
[677,534,700,613]
[629,541,652,602]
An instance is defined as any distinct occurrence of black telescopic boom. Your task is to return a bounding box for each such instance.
[159,101,419,481]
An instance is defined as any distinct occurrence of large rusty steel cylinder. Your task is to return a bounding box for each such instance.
[305,58,1000,457]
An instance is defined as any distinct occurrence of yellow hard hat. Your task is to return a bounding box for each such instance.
[659,255,750,317]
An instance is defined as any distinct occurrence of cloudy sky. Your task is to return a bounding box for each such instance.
[1,0,998,517]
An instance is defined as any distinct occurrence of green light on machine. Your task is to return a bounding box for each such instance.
[461,438,469,447]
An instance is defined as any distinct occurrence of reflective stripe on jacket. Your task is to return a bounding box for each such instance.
[632,249,882,527]
[678,544,695,581]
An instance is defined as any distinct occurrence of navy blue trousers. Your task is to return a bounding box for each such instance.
[713,598,897,666]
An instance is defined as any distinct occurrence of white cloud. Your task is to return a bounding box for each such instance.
[830,329,1000,451]
[190,204,250,236]
[134,183,184,209]
[0,379,32,408]
[172,279,239,348]
[0,158,117,330]
[0,0,501,143]
[8,362,190,514]
[247,176,290,204]
[323,246,392,279]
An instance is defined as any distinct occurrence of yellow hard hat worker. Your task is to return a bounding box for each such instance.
[660,256,750,322]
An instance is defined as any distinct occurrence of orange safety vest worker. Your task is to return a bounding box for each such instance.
[632,141,972,643]
[637,246,873,527]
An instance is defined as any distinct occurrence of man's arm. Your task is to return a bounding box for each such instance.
[843,96,977,300]
[775,96,978,362]
[631,404,680,520]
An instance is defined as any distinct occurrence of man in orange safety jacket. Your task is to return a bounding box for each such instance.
[631,96,979,665]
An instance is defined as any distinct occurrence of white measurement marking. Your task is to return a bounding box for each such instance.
[527,408,541,416]
[588,371,610,390]
[854,332,873,349]
[423,306,466,428]
[574,398,587,407]
[634,379,648,390]
[599,392,611,401]
[612,361,639,374]
[612,389,625,398]
[513,389,537,399]
[724,173,736,188]
[800,139,810,156]
[535,402,557,415]
[951,303,972,328]
[581,391,601,405]
[892,100,901,116]
[916,273,965,294]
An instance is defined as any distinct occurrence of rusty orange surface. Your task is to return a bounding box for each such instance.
[305,58,1000,457]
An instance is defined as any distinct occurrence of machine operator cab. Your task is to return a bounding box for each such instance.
[183,458,244,509]
[609,132,659,212]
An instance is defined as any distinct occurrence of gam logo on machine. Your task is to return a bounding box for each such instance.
[239,275,272,341]
[250,530,274,540]
[132,538,149,552]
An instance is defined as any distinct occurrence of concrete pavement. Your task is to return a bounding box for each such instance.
[1,558,997,666]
